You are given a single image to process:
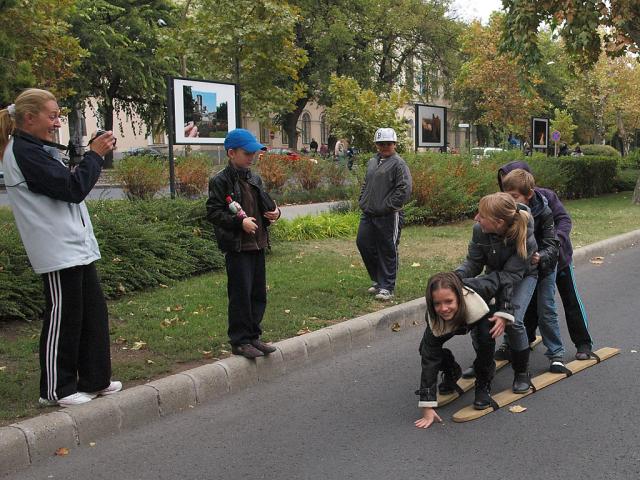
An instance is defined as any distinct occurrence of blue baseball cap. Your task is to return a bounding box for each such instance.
[223,128,266,153]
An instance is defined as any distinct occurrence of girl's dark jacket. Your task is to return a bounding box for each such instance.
[454,205,538,321]
[206,164,277,253]
[526,190,560,277]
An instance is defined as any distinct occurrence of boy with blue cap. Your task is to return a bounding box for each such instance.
[206,129,281,359]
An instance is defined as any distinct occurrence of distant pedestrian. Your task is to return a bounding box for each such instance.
[310,138,318,153]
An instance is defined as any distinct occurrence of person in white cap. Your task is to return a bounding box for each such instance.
[356,128,412,300]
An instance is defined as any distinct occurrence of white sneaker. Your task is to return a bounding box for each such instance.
[367,284,379,294]
[375,289,394,301]
[90,380,123,396]
[39,392,95,407]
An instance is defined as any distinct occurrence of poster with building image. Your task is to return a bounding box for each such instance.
[415,104,447,148]
[532,117,549,149]
[172,78,237,144]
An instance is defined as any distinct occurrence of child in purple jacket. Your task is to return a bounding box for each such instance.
[498,161,594,360]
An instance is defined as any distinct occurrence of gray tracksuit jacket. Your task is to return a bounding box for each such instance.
[358,153,412,216]
[2,131,102,274]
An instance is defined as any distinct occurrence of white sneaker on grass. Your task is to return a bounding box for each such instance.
[375,289,394,301]
[39,392,95,407]
[90,380,123,396]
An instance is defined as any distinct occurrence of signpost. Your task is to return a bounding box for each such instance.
[552,129,561,157]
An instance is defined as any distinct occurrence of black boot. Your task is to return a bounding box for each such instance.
[511,347,532,394]
[438,349,462,395]
[473,379,492,410]
[461,365,476,379]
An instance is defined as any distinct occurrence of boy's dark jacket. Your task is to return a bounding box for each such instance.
[498,161,573,270]
[526,190,560,277]
[206,164,277,252]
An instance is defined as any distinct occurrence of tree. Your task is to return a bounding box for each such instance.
[187,0,307,122]
[0,0,84,105]
[325,75,410,152]
[454,15,545,144]
[501,0,640,69]
[65,0,179,167]
[550,108,577,146]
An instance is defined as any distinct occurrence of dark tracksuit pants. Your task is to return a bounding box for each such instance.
[356,211,402,292]
[40,263,111,400]
[525,263,592,348]
[419,316,496,392]
[225,250,267,347]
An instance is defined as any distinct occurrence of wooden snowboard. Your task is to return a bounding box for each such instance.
[452,346,620,422]
[437,336,542,407]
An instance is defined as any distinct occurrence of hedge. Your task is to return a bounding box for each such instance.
[0,151,620,321]
[0,199,223,321]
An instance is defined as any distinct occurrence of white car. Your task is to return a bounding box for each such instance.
[472,147,504,163]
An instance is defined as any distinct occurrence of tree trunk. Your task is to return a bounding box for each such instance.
[99,100,115,169]
[633,175,640,204]
[282,96,308,149]
[67,102,85,164]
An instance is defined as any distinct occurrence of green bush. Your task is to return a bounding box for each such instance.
[0,199,223,320]
[115,155,168,200]
[579,144,621,157]
[271,211,360,241]
[613,168,640,192]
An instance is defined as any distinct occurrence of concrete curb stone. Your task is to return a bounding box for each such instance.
[3,228,640,476]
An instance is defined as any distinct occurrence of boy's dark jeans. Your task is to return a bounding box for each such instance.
[225,250,266,347]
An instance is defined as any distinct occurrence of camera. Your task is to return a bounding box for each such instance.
[89,130,117,147]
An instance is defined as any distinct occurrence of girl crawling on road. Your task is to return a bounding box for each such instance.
[415,193,535,429]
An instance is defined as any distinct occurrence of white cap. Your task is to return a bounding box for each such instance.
[374,127,397,143]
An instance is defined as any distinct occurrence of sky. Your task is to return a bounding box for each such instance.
[449,0,503,24]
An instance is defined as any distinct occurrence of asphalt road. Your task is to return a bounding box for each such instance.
[8,245,640,480]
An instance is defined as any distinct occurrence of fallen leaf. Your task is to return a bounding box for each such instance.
[164,336,173,341]
[89,442,96,447]
[117,283,126,294]
[589,256,604,265]
[509,405,527,413]
[202,350,214,359]
[55,447,70,456]
[115,337,127,344]
[284,309,291,314]
[631,350,637,353]
[192,311,199,315]
[411,262,421,267]
[165,307,171,312]
[172,305,184,312]
[146,359,155,365]
[159,284,169,288]
[412,320,419,326]
[296,326,312,335]
[391,322,401,332]
[131,341,147,351]
[112,257,122,263]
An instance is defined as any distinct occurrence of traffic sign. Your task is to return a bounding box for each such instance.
[552,130,561,142]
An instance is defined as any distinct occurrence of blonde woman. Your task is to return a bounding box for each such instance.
[1,89,120,406]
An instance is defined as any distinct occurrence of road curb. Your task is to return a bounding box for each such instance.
[2,230,639,476]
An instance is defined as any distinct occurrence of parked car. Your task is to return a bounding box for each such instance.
[0,170,4,187]
[122,147,166,158]
[263,147,304,161]
[471,147,504,163]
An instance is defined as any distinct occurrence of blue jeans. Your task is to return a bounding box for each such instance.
[504,275,537,352]
[525,269,565,359]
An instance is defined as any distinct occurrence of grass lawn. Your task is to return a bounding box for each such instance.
[1,192,639,424]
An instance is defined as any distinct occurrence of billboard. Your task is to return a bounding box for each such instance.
[532,117,549,149]
[415,104,447,148]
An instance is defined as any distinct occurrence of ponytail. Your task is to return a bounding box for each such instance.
[0,107,14,154]
[478,192,530,260]
[504,208,530,260]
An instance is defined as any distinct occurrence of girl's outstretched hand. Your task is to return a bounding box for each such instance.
[414,407,442,429]
[488,315,507,338]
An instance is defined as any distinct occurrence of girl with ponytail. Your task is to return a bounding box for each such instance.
[455,192,538,397]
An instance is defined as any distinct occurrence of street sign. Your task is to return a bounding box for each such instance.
[552,130,561,142]
[458,123,470,128]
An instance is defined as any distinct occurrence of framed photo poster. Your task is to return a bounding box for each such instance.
[415,104,447,148]
[171,77,238,145]
[532,117,549,149]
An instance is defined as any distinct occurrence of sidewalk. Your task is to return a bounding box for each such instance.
[2,229,640,476]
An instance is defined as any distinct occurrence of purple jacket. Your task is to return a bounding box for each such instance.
[497,161,573,270]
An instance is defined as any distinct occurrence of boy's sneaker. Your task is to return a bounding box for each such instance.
[251,339,277,355]
[494,343,512,361]
[91,381,123,396]
[549,360,567,374]
[375,289,394,301]
[39,392,95,407]
[231,343,264,359]
[575,344,592,360]
[367,283,379,294]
